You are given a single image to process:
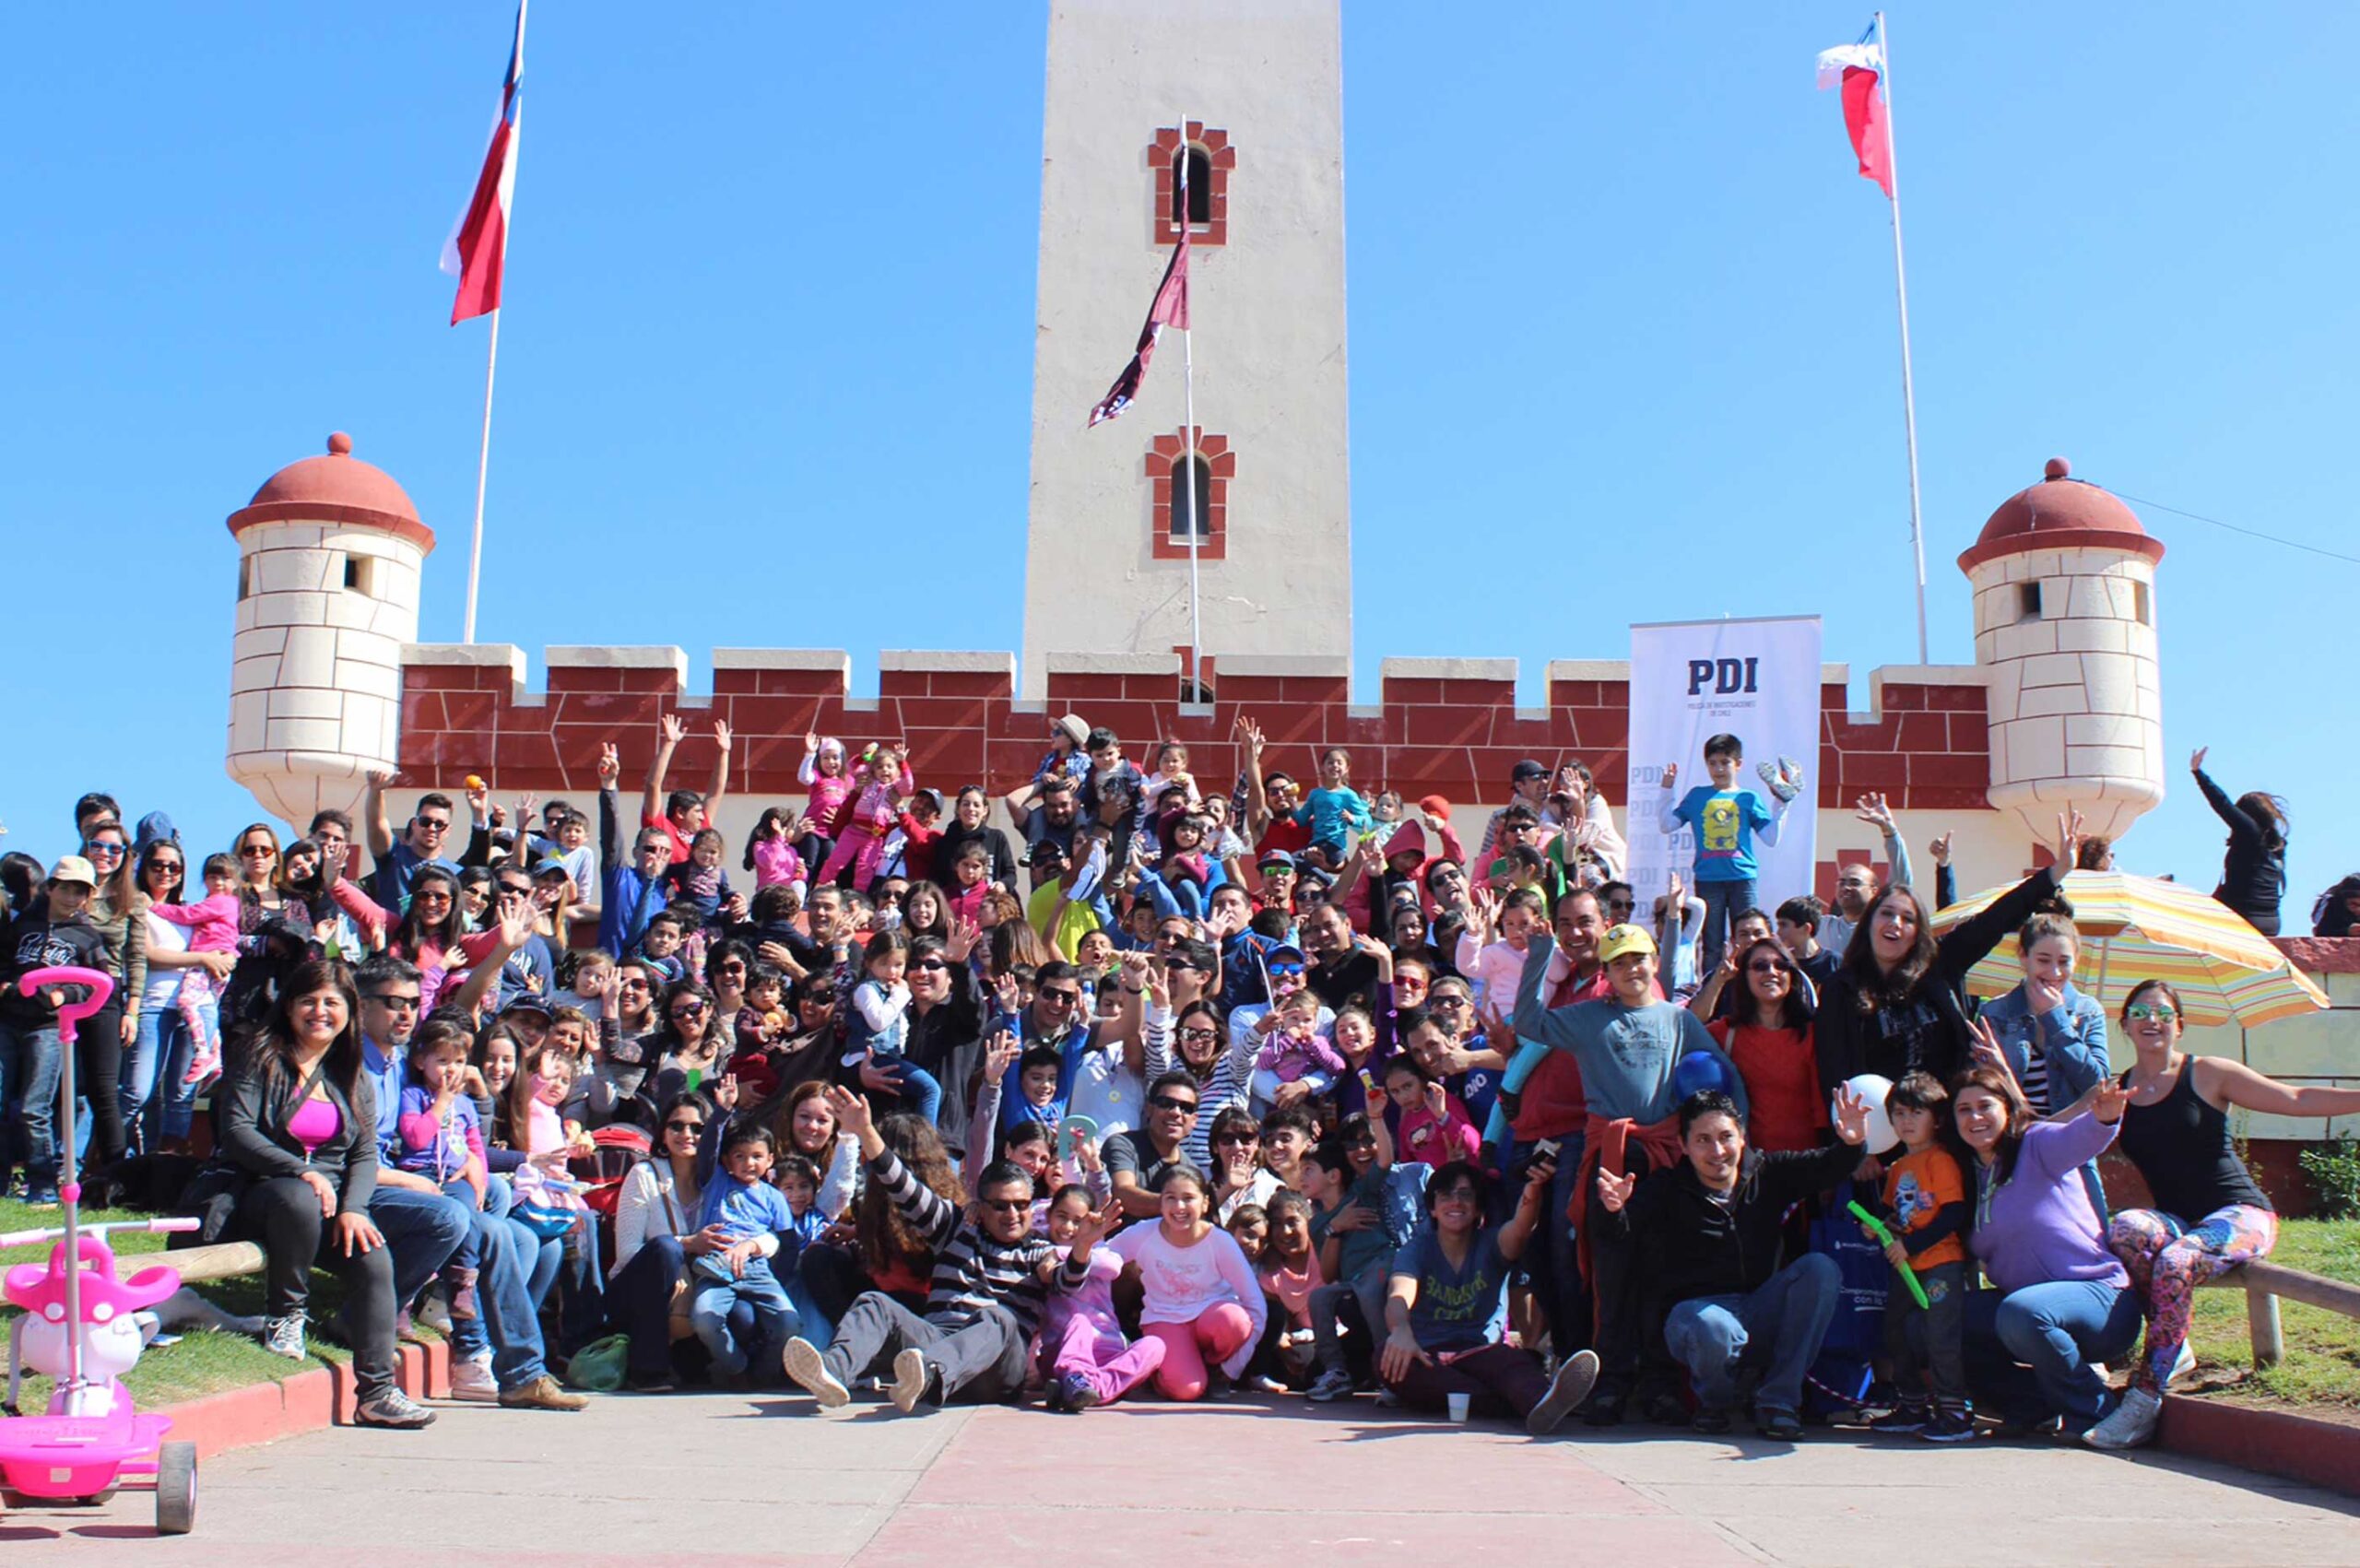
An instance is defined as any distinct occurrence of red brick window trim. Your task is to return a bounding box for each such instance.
[1151,123,1235,247]
[1149,429,1232,561]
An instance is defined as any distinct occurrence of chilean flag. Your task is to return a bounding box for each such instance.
[442,4,525,324]
[1816,26,1893,198]
[1088,163,1192,426]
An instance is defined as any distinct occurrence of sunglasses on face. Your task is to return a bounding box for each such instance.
[1267,962,1305,978]
[415,888,453,904]
[1431,995,1469,1010]
[239,844,276,858]
[148,861,183,877]
[978,1197,1031,1215]
[1747,961,1791,975]
[2126,1003,2178,1022]
[913,959,950,973]
[1214,1130,1257,1147]
[620,978,650,992]
[1149,1094,1199,1114]
[672,1002,708,1018]
[1038,988,1081,1006]
[717,961,747,974]
[416,818,452,833]
[366,993,422,1012]
[1178,1026,1219,1043]
[85,841,125,859]
[666,1119,703,1134]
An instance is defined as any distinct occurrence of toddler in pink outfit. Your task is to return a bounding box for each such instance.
[146,852,244,1085]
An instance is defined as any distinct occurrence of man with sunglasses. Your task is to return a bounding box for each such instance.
[999,957,1146,1149]
[782,1085,1095,1414]
[362,772,465,907]
[1104,1070,1206,1219]
[596,741,678,959]
[352,954,584,1411]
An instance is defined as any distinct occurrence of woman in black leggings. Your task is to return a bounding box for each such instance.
[2189,747,2288,935]
[213,959,432,1429]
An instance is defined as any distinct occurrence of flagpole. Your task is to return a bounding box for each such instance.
[462,306,501,644]
[461,0,527,646]
[1875,10,1929,666]
[1178,116,1204,700]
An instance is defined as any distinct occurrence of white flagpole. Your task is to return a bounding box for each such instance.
[1875,11,1930,665]
[1174,112,1208,694]
[462,0,527,646]
[1178,117,1204,699]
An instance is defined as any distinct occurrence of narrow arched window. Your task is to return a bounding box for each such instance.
[1170,452,1212,538]
[1171,145,1212,228]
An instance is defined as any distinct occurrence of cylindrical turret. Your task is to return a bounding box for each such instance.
[225,432,433,828]
[1959,456,2165,844]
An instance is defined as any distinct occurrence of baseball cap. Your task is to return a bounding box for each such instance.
[1257,848,1296,871]
[47,855,99,889]
[502,994,554,1020]
[1028,839,1068,867]
[532,857,574,880]
[1510,760,1550,784]
[1598,924,1658,966]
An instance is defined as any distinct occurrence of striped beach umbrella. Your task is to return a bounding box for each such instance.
[1929,868,2329,1029]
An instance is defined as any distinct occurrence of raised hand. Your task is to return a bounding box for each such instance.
[1520,1157,1557,1208]
[1854,793,1895,831]
[1236,715,1265,755]
[1929,831,1953,867]
[659,713,686,747]
[464,776,490,819]
[596,742,620,786]
[946,914,981,963]
[1966,1017,2017,1087]
[824,1084,876,1140]
[2053,808,2086,875]
[992,972,1021,1018]
[1595,1168,1636,1214]
[1068,1196,1127,1251]
[1831,1084,1874,1146]
[2091,1076,2131,1125]
[983,1027,1021,1081]
[2189,747,2208,773]
[1422,1079,1447,1120]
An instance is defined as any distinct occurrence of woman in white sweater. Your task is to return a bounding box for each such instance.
[606,1093,709,1392]
[1086,1166,1268,1401]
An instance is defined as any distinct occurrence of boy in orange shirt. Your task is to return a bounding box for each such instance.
[1867,1072,1973,1443]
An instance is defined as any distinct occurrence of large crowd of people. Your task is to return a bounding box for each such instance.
[1,720,2353,1450]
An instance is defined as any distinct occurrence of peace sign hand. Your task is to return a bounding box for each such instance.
[2091,1077,2131,1125]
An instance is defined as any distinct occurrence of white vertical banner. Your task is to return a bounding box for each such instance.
[1626,616,1823,916]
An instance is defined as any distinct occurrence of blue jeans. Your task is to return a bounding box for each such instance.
[1696,877,1756,980]
[871,1055,942,1125]
[121,1005,201,1151]
[1663,1252,1839,1415]
[422,1179,557,1389]
[690,1261,799,1376]
[1964,1279,2141,1428]
[0,1020,65,1192]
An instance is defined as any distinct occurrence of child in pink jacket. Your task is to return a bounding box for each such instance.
[147,853,244,1085]
[1038,1185,1163,1409]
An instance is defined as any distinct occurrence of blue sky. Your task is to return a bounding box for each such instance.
[6,4,2354,921]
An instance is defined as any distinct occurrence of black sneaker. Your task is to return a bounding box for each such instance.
[1634,1388,1691,1427]
[1869,1402,1933,1434]
[1692,1405,1732,1434]
[1581,1387,1627,1428]
[1754,1406,1804,1442]
[1527,1350,1599,1437]
[625,1369,678,1394]
[1919,1407,1976,1444]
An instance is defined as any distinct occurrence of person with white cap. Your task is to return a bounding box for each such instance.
[0,854,111,1205]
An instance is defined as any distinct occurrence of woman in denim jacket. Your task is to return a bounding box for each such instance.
[1971,912,2112,1218]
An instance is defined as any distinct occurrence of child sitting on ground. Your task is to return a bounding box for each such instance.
[1039,1185,1160,1410]
[145,851,244,1085]
[1866,1071,1974,1443]
[1255,1189,1324,1391]
[690,1123,804,1386]
[1304,1114,1417,1402]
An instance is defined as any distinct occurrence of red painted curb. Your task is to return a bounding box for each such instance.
[152,1339,444,1457]
[2160,1394,2360,1498]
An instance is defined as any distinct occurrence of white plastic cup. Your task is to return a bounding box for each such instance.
[1447,1391,1472,1424]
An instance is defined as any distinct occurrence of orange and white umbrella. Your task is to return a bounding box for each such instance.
[1929,868,2328,1029]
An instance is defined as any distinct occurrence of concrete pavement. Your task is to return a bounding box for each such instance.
[2,1389,2355,1565]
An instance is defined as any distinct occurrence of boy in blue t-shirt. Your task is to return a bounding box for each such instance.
[690,1124,803,1384]
[1656,732,1801,978]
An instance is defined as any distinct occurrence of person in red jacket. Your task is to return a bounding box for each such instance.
[1337,802,1465,934]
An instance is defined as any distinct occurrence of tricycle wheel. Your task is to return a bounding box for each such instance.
[155,1444,195,1535]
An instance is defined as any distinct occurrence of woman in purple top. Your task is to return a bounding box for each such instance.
[1952,1063,2140,1438]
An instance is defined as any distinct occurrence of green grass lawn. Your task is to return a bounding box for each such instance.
[0,1196,350,1413]
[2181,1220,2360,1411]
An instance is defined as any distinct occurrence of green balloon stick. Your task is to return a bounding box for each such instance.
[1847,1199,1931,1311]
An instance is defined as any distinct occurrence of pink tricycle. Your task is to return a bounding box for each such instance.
[0,966,198,1534]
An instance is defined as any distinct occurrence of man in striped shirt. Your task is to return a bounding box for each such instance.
[782,1086,1089,1413]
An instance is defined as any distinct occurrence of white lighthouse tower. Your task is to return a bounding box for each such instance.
[1021,0,1353,694]
[225,431,433,828]
[1959,456,2167,844]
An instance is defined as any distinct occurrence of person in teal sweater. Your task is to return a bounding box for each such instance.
[1290,748,1375,870]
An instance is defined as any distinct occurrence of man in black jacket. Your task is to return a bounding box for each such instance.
[0,855,109,1205]
[1597,1085,1873,1440]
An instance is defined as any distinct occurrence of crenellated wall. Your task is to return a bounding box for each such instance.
[395,646,1992,812]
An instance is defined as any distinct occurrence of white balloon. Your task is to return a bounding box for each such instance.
[1837,1073,1899,1155]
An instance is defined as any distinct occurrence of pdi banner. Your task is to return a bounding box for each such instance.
[1626,616,1823,918]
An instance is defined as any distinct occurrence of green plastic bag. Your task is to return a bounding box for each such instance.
[565,1333,631,1392]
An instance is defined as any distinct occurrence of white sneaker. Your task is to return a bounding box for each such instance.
[781,1337,849,1409]
[2165,1341,2197,1387]
[2083,1386,2163,1451]
[448,1353,499,1404]
[1305,1368,1354,1403]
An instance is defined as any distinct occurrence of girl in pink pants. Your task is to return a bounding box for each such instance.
[1087,1166,1268,1401]
[1040,1188,1164,1409]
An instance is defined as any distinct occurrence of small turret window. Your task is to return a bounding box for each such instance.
[2016,582,2043,623]
[238,559,253,601]
[2133,581,2151,626]
[343,554,376,596]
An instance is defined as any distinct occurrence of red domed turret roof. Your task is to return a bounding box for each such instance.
[1957,457,2161,572]
[227,432,434,553]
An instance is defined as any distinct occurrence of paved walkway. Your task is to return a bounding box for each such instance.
[4,1390,2356,1565]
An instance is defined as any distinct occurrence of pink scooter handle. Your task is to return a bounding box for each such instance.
[18,964,114,1046]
